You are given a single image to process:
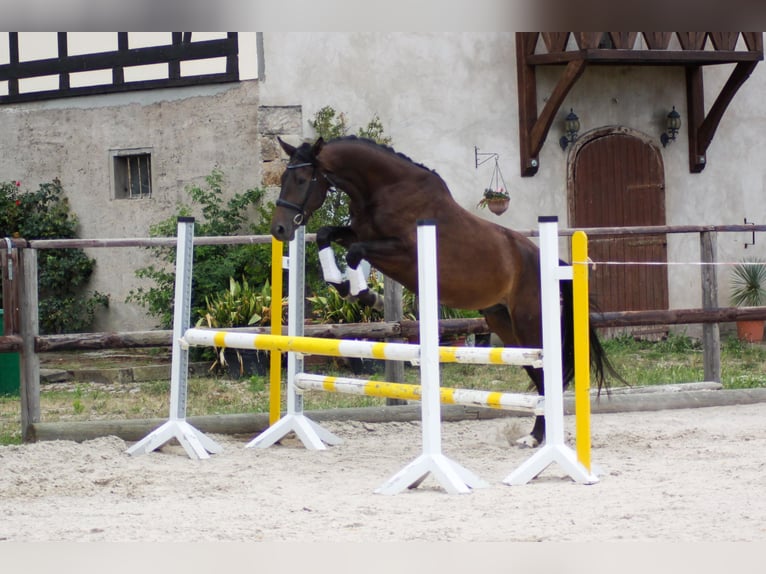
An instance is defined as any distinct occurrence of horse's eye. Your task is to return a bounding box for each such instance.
[296,177,307,185]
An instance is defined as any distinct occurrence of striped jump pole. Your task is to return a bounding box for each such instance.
[294,373,544,415]
[181,329,543,368]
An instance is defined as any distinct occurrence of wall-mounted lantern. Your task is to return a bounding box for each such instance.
[559,108,580,151]
[660,106,682,147]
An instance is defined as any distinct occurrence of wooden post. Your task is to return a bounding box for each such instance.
[1,242,21,335]
[19,248,40,441]
[383,275,406,405]
[699,230,721,382]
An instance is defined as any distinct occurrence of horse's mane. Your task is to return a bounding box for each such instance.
[327,135,441,178]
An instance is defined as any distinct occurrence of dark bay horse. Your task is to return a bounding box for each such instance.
[271,136,617,447]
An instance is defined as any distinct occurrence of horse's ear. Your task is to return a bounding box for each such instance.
[277,136,296,157]
[312,137,325,157]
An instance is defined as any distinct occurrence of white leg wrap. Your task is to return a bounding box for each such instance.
[318,247,343,284]
[348,264,368,296]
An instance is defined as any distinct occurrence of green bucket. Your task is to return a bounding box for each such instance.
[0,310,20,396]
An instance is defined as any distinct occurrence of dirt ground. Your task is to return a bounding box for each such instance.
[1,401,765,543]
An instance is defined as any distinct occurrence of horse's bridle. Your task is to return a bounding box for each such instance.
[276,161,334,226]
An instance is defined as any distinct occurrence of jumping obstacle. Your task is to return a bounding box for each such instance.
[177,217,597,492]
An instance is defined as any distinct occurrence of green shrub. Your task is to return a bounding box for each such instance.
[127,168,270,328]
[0,179,108,334]
[197,277,287,329]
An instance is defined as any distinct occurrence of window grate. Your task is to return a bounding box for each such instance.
[113,151,152,199]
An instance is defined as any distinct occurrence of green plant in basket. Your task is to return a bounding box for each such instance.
[476,187,510,208]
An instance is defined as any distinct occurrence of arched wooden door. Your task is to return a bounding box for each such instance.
[569,129,669,324]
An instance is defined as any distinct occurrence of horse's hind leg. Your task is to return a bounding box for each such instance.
[482,304,545,448]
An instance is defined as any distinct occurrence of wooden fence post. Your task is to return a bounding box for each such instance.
[384,275,406,405]
[19,248,40,441]
[700,230,721,382]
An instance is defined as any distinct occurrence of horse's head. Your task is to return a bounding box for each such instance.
[271,137,332,242]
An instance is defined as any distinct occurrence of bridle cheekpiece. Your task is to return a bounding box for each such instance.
[277,160,338,226]
[276,161,317,226]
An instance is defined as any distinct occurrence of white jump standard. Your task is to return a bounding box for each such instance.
[126,217,222,460]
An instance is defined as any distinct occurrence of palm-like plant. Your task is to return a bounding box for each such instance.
[729,259,766,307]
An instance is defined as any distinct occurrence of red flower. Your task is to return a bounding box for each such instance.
[14,181,20,187]
[15,200,21,206]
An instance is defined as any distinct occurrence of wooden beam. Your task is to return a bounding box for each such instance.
[516,33,539,176]
[685,60,760,173]
[697,60,759,162]
[517,32,587,177]
[28,388,766,443]
[591,306,766,328]
[529,58,587,159]
[686,65,707,172]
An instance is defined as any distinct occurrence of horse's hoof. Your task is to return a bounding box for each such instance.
[515,435,539,449]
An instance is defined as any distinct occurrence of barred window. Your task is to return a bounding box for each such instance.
[112,150,152,199]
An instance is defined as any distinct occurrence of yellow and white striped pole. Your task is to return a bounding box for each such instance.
[181,328,543,367]
[294,373,543,414]
[269,237,284,426]
[572,230,592,471]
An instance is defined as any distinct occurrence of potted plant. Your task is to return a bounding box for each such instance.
[197,277,286,377]
[477,187,510,215]
[729,258,766,343]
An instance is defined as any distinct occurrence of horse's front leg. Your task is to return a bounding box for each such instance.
[316,226,383,310]
[344,238,410,310]
[316,226,355,291]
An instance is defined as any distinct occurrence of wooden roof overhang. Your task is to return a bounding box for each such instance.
[517,32,764,176]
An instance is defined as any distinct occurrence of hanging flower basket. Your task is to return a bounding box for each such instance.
[477,188,510,216]
[476,155,510,216]
[486,196,510,215]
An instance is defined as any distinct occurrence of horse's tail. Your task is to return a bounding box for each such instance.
[560,277,624,394]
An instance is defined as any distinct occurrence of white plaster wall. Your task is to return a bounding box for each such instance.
[260,32,766,326]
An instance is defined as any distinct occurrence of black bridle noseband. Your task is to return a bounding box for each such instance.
[276,161,334,226]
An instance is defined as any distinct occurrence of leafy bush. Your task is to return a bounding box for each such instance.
[126,168,270,328]
[307,270,388,324]
[0,179,108,334]
[198,277,287,329]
